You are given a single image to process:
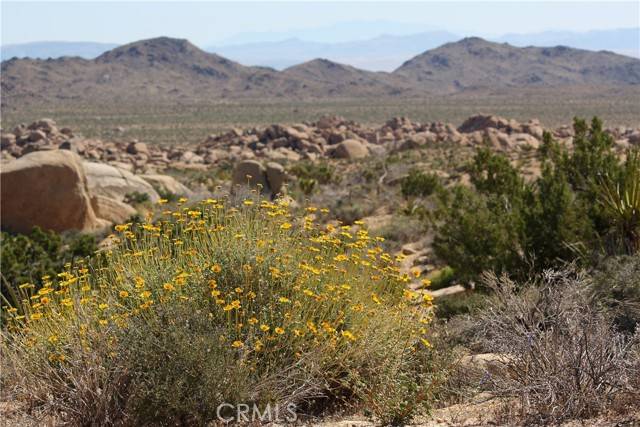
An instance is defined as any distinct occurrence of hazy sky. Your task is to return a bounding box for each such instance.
[2,1,639,46]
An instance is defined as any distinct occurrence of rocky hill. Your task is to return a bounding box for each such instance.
[2,36,639,109]
[394,37,640,93]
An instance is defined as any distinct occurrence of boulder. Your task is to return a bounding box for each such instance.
[265,162,286,195]
[331,139,369,159]
[0,150,104,233]
[458,114,514,133]
[83,161,160,203]
[231,160,268,191]
[142,174,193,197]
[628,130,640,146]
[509,133,540,150]
[126,141,149,155]
[1,133,16,149]
[28,118,57,133]
[28,130,47,142]
[91,195,137,224]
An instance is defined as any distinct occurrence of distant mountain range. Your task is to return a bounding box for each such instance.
[2,28,638,71]
[2,36,639,109]
[1,41,119,61]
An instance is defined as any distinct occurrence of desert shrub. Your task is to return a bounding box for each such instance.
[427,266,457,291]
[591,255,640,334]
[433,292,488,320]
[433,185,529,283]
[2,198,435,424]
[476,268,639,423]
[400,170,441,199]
[298,177,317,195]
[433,118,638,282]
[123,191,150,205]
[289,160,338,185]
[376,216,427,253]
[331,197,377,225]
[1,227,97,307]
[156,188,180,203]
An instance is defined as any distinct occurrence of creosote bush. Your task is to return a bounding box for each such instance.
[1,197,435,425]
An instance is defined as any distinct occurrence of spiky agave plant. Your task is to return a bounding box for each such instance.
[598,149,640,254]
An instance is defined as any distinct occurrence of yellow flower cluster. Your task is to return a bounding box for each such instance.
[3,196,433,367]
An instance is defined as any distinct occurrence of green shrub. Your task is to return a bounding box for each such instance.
[433,185,528,282]
[1,227,97,307]
[2,198,436,424]
[433,117,638,282]
[401,170,441,199]
[289,160,338,185]
[298,177,317,195]
[427,266,457,291]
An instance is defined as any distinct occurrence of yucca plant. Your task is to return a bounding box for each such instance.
[598,149,640,254]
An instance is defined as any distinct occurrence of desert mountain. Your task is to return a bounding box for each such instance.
[2,36,639,110]
[394,37,640,93]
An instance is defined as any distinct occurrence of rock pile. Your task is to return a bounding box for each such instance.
[0,119,173,172]
[2,116,637,173]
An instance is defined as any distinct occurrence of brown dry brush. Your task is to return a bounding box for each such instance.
[476,268,640,424]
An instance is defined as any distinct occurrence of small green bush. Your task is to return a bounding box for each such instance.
[427,266,457,291]
[289,160,338,185]
[401,170,441,199]
[1,227,97,306]
[298,177,317,195]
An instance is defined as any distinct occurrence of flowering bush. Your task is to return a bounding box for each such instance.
[2,196,434,424]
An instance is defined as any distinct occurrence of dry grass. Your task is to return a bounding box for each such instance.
[475,268,640,424]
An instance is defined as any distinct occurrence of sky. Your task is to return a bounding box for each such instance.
[1,1,639,46]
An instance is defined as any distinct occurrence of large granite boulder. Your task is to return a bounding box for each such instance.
[0,150,104,233]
